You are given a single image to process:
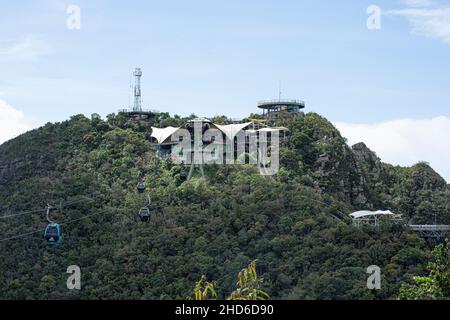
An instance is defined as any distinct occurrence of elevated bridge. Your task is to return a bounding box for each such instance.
[409,225,450,238]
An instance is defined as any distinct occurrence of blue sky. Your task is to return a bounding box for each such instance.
[0,0,450,180]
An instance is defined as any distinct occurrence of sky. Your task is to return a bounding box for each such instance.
[0,0,449,181]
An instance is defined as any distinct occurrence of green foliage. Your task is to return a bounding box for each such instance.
[227,260,269,300]
[0,112,447,300]
[191,261,269,300]
[399,240,450,300]
[191,275,218,300]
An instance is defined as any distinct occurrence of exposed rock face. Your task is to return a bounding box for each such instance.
[409,162,447,191]
[1,112,448,224]
[293,115,373,208]
[0,158,26,182]
[0,155,48,184]
[352,142,382,180]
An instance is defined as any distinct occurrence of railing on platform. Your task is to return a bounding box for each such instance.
[409,225,450,232]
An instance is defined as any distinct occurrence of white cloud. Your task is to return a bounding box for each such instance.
[0,35,51,61]
[400,0,434,7]
[386,1,450,44]
[0,100,33,145]
[335,116,450,183]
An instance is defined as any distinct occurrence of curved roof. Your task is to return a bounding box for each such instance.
[257,99,305,109]
[272,126,290,132]
[188,117,212,123]
[258,127,290,132]
[151,126,181,144]
[151,122,289,145]
[350,210,397,219]
[215,122,252,140]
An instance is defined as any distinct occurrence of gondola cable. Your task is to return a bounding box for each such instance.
[0,229,44,242]
[0,206,112,243]
[0,192,98,220]
[0,208,48,220]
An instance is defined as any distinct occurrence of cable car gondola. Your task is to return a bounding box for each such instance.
[138,207,151,222]
[137,182,146,193]
[44,223,61,245]
[44,204,62,245]
[180,168,188,181]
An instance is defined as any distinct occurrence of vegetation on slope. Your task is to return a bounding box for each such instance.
[0,112,448,299]
[399,240,449,300]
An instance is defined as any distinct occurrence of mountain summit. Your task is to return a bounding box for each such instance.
[0,111,448,299]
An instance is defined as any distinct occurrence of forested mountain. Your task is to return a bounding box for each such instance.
[0,112,448,300]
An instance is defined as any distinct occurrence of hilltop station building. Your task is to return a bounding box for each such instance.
[149,118,291,161]
[257,99,305,122]
[119,68,306,162]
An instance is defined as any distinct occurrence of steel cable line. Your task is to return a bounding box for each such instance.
[276,184,351,220]
[0,208,48,220]
[298,195,348,220]
[0,206,114,243]
[0,185,351,242]
[0,229,45,242]
[0,192,99,220]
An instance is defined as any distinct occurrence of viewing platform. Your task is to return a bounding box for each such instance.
[257,99,305,110]
[118,108,158,115]
[257,99,305,120]
[118,108,158,121]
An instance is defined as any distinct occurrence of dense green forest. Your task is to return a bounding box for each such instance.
[0,111,448,300]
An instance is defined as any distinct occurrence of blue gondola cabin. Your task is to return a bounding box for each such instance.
[44,223,61,245]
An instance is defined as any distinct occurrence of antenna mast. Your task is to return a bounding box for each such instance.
[278,81,282,101]
[133,68,143,112]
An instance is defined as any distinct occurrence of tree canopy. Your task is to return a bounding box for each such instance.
[0,112,448,300]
